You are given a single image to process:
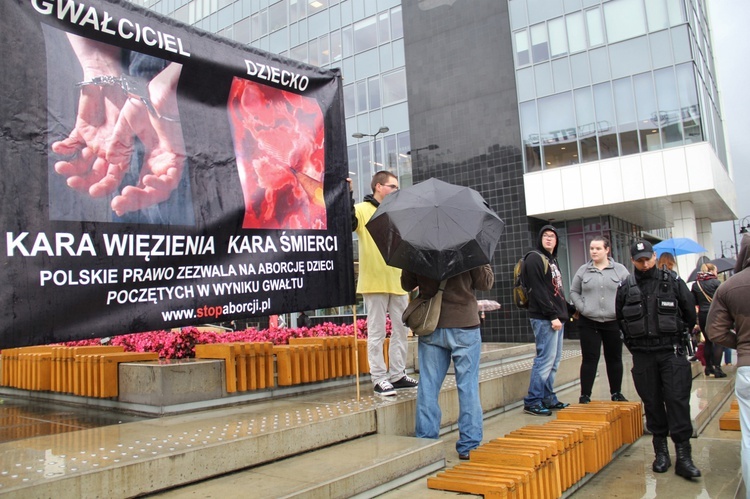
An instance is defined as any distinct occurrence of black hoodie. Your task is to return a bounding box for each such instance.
[524,225,569,321]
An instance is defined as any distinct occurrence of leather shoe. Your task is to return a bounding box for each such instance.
[458,453,470,460]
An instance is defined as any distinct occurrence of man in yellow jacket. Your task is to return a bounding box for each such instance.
[352,171,418,395]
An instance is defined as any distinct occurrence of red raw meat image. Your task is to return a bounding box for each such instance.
[228,78,326,229]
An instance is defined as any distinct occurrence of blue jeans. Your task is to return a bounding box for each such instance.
[524,319,564,407]
[416,327,482,455]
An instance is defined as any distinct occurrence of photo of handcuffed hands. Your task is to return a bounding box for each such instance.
[52,33,186,218]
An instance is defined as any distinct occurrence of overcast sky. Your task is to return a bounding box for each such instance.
[707,0,750,256]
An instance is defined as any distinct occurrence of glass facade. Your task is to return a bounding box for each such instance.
[509,0,728,171]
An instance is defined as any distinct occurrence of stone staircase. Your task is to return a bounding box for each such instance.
[0,342,732,498]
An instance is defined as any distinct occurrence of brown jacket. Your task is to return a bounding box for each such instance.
[706,234,750,368]
[401,265,494,329]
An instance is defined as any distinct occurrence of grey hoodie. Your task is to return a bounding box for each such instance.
[706,234,750,368]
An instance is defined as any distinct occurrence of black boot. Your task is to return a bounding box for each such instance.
[674,441,701,479]
[652,436,671,473]
[713,366,728,378]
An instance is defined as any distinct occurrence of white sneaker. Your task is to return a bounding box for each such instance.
[374,380,396,396]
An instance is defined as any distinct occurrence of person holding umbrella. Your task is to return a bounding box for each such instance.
[570,235,630,404]
[402,264,494,460]
[350,171,417,396]
[522,225,570,416]
[691,263,726,378]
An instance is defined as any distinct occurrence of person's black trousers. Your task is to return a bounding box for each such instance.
[631,348,693,443]
[578,317,623,397]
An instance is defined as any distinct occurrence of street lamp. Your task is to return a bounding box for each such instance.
[406,144,439,170]
[351,126,389,178]
[738,216,750,234]
[720,241,735,258]
[732,215,750,253]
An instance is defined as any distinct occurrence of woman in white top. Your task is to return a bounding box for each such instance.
[570,236,630,403]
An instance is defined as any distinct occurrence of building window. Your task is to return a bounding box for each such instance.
[586,7,605,46]
[353,17,377,53]
[268,0,288,33]
[574,87,598,162]
[566,12,586,53]
[603,0,646,44]
[548,18,567,58]
[368,76,381,110]
[634,72,661,151]
[382,69,406,105]
[539,92,577,168]
[593,82,619,159]
[530,23,549,62]
[520,101,541,172]
[514,30,531,66]
[613,77,639,156]
[675,62,702,143]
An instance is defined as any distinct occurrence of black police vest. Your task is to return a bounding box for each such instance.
[620,269,684,340]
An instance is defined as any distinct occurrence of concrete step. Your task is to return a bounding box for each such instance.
[149,434,445,498]
[0,343,581,498]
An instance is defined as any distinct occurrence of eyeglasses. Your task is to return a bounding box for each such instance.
[542,234,556,239]
[382,184,399,191]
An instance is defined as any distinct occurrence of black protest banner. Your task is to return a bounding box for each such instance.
[0,0,354,348]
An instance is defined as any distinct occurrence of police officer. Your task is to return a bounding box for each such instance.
[615,239,700,479]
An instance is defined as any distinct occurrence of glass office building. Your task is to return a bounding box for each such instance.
[136,0,737,341]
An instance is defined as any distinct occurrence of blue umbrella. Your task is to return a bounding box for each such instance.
[653,237,707,256]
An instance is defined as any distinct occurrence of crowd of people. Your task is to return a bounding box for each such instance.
[349,171,748,481]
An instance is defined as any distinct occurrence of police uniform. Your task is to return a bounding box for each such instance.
[615,239,700,479]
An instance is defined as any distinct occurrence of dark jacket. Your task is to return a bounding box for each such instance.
[691,276,720,315]
[707,234,750,368]
[524,225,569,322]
[401,265,494,329]
[615,265,696,352]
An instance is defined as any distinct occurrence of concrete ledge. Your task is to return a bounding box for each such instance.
[161,435,445,498]
[118,359,226,405]
[0,406,377,498]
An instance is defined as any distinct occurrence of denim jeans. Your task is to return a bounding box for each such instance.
[415,327,482,455]
[735,367,750,487]
[523,319,564,407]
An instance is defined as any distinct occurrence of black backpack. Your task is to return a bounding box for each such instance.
[513,251,549,309]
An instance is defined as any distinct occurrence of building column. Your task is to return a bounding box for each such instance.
[671,201,703,280]
[696,217,714,259]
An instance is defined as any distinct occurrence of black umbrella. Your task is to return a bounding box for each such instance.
[365,178,504,281]
[687,257,736,282]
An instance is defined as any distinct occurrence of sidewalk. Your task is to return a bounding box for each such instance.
[379,354,744,499]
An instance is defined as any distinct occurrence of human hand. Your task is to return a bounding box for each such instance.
[52,34,128,196]
[107,63,186,216]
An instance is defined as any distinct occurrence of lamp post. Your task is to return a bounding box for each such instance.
[732,215,750,254]
[720,241,735,258]
[352,126,389,178]
[406,144,439,170]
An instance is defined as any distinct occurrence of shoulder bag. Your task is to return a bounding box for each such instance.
[402,280,448,336]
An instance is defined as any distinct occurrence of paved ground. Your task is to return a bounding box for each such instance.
[0,351,742,498]
[380,354,744,499]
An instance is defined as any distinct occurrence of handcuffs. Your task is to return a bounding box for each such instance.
[76,75,179,122]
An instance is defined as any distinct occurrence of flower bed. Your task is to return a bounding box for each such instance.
[62,318,394,359]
